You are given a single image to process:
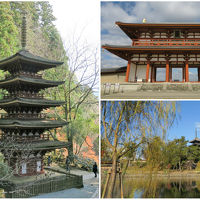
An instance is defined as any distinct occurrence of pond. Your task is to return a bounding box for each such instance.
[102,175,200,198]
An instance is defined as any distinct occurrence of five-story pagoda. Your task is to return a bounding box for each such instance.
[0,13,68,176]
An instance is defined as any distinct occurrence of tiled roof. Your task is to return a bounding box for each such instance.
[103,44,200,49]
[0,76,64,89]
[101,66,127,73]
[190,137,200,143]
[0,50,63,65]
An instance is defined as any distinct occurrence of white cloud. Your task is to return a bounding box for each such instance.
[101,2,137,32]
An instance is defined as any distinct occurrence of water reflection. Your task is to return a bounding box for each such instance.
[104,176,200,198]
[0,189,5,198]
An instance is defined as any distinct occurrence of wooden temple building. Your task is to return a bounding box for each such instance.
[102,22,200,83]
[0,14,68,177]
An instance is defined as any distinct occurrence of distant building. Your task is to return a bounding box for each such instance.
[190,128,200,146]
[102,22,200,83]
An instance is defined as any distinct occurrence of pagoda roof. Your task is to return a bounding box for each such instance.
[190,137,200,143]
[0,98,64,108]
[0,50,63,71]
[102,44,200,60]
[0,119,67,129]
[116,21,200,39]
[0,76,64,89]
[0,140,68,151]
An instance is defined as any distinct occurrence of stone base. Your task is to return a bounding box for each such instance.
[0,169,83,198]
[137,82,200,92]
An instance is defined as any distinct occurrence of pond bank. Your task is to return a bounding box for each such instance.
[123,171,200,178]
[101,170,200,178]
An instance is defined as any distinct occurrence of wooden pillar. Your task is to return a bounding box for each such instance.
[146,60,150,82]
[154,67,157,82]
[152,66,155,82]
[166,60,169,82]
[169,66,172,82]
[185,60,189,82]
[150,65,153,83]
[125,60,131,82]
[182,66,185,82]
[198,67,200,82]
[134,63,138,82]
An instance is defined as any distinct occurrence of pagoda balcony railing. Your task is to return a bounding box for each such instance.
[3,93,44,99]
[133,38,200,46]
[0,133,52,142]
[5,72,42,79]
[0,113,48,119]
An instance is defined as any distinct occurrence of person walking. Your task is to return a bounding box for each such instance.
[66,156,70,173]
[47,155,51,166]
[93,162,98,177]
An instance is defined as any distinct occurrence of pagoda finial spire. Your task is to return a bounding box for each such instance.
[21,10,27,50]
[196,128,198,138]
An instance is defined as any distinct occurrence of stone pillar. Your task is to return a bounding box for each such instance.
[146,60,150,82]
[125,60,131,82]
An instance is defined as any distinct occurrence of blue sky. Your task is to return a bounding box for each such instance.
[101,2,200,70]
[167,101,200,143]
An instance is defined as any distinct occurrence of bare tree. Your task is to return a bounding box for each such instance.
[43,34,99,160]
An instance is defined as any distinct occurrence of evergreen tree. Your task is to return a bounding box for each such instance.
[0,2,19,58]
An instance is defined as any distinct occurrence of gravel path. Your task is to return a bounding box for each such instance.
[33,169,99,198]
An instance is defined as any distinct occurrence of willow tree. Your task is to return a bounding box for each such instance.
[101,101,178,198]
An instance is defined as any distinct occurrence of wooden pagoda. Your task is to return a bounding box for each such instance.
[102,22,200,83]
[0,14,68,176]
[190,128,200,146]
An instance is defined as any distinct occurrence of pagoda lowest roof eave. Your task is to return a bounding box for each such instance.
[0,140,69,151]
[102,44,200,61]
[0,49,64,69]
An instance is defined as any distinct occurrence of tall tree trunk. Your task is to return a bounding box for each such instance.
[68,127,74,161]
[106,152,117,198]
